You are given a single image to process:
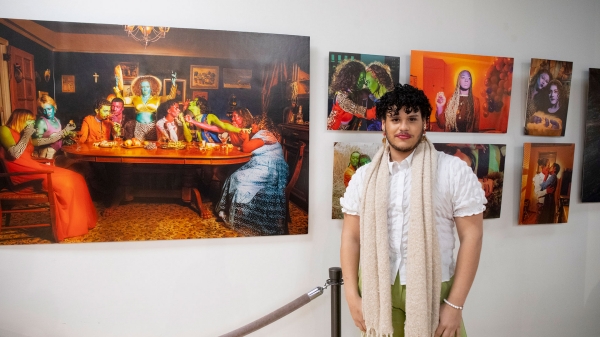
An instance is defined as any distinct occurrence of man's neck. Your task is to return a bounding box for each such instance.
[389,147,415,163]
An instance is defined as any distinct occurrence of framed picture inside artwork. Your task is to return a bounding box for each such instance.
[119,62,139,80]
[122,84,133,107]
[122,84,132,97]
[223,68,252,89]
[192,90,208,101]
[163,79,187,103]
[190,65,219,89]
[61,75,75,93]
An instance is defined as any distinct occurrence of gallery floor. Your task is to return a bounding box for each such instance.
[0,200,309,245]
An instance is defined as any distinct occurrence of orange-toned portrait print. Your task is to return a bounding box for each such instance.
[518,143,574,225]
[410,50,513,133]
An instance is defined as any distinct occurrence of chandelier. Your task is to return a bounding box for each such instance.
[124,25,170,48]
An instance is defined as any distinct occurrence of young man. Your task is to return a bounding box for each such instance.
[340,84,485,337]
[156,100,185,142]
[79,99,113,143]
[110,97,126,139]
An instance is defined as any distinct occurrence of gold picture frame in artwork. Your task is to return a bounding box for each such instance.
[61,75,75,93]
[192,90,208,101]
[190,65,219,89]
[119,62,139,80]
[163,79,186,103]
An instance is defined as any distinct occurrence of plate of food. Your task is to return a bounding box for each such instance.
[121,138,146,149]
[160,141,186,150]
[94,140,117,148]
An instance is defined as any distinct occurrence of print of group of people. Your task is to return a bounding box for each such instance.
[327,59,394,131]
[525,65,571,137]
[0,70,292,241]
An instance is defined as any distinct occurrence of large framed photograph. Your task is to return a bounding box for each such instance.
[163,79,186,103]
[223,68,252,89]
[119,62,139,80]
[190,65,219,89]
[61,75,75,93]
[0,18,310,245]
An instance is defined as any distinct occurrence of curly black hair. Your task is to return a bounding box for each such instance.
[375,83,432,121]
[329,59,367,95]
[94,98,111,111]
[156,99,179,120]
[366,62,393,91]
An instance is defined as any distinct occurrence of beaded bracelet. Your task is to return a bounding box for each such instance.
[443,298,463,310]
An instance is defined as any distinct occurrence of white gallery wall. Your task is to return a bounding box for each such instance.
[1,0,599,336]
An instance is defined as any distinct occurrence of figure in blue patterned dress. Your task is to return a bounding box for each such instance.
[216,112,289,235]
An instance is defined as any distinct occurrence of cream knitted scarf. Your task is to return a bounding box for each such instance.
[359,138,441,337]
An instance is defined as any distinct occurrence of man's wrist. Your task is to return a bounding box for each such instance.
[344,288,361,301]
[443,298,463,310]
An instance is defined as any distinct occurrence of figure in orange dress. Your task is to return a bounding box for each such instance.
[0,109,97,242]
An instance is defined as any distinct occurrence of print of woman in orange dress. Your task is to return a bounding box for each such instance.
[0,109,97,241]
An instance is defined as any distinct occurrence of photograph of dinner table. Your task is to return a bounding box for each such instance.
[62,143,251,218]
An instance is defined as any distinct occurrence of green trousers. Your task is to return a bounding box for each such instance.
[359,272,467,337]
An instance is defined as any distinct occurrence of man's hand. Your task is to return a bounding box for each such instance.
[434,303,462,337]
[346,294,366,332]
[60,123,76,137]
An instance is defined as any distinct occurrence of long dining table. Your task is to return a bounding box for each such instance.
[62,142,251,218]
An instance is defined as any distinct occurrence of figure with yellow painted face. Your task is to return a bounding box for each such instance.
[182,97,244,143]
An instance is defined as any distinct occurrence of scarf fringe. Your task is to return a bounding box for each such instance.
[362,328,393,337]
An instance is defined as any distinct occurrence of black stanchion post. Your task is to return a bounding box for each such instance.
[329,267,342,337]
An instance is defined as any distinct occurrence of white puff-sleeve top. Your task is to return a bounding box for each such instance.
[340,150,486,285]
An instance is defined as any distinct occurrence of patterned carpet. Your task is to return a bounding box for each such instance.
[0,200,308,245]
